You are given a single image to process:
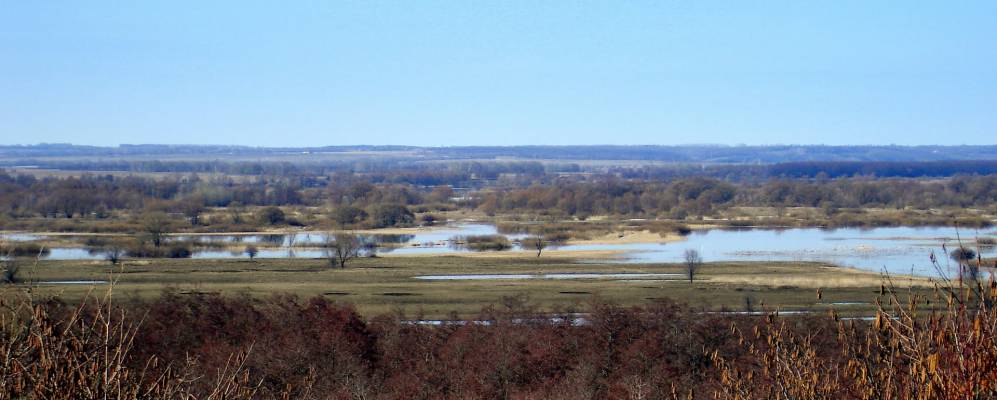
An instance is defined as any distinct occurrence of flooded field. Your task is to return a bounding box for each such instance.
[3,224,994,278]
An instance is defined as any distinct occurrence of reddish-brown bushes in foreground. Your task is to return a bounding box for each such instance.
[2,277,996,399]
[713,276,997,400]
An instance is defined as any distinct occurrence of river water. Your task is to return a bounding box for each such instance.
[4,224,994,278]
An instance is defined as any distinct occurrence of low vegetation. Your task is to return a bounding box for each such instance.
[1,151,995,397]
[0,272,993,398]
[458,234,513,251]
[0,165,993,237]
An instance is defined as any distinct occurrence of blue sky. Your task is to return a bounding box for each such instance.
[1,1,995,146]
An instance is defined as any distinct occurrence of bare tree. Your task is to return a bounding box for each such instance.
[228,203,245,224]
[529,227,566,258]
[531,232,547,258]
[683,249,702,283]
[141,211,173,247]
[286,234,296,259]
[104,244,124,265]
[324,233,364,268]
[1,258,20,284]
[245,245,259,260]
[1,240,21,284]
[180,197,205,226]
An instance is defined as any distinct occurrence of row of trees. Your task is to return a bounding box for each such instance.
[1,170,994,223]
[0,173,308,219]
[473,175,997,217]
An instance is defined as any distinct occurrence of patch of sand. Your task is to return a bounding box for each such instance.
[567,230,687,246]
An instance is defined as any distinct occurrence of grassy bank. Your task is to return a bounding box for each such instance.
[3,255,931,318]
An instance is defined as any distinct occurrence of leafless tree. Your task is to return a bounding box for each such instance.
[531,232,547,258]
[1,258,20,285]
[683,249,702,283]
[180,197,205,226]
[1,241,21,284]
[245,245,259,260]
[324,233,364,268]
[104,244,124,265]
[141,211,172,247]
[529,227,566,258]
[286,234,296,259]
[228,203,245,224]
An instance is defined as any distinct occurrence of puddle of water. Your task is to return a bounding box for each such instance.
[47,248,105,260]
[0,233,46,242]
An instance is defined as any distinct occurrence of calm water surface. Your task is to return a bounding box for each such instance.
[6,224,994,278]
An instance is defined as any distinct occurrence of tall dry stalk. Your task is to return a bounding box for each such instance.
[713,254,997,400]
[0,282,269,399]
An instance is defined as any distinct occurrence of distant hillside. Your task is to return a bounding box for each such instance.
[419,145,997,163]
[1,144,996,163]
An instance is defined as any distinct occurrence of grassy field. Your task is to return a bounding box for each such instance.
[2,254,934,318]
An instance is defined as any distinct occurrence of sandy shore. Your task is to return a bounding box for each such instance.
[378,249,628,260]
[566,230,687,246]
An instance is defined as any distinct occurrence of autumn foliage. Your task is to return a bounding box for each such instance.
[2,276,996,399]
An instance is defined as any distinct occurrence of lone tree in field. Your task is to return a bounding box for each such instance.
[245,245,258,260]
[683,249,702,283]
[531,232,547,257]
[104,244,124,265]
[530,229,567,258]
[324,233,364,268]
[141,211,173,247]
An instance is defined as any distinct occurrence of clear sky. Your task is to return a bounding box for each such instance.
[1,1,995,147]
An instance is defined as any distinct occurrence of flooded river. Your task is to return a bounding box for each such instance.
[3,224,994,278]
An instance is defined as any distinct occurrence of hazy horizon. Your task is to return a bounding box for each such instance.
[6,143,997,149]
[3,2,996,147]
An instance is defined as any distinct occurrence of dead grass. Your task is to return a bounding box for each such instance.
[2,256,930,318]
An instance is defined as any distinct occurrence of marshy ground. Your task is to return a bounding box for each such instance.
[5,255,933,318]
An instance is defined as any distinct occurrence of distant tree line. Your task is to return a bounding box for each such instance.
[472,175,997,218]
[0,170,993,225]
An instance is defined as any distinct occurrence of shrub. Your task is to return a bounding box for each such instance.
[458,235,512,251]
[950,247,977,262]
[368,204,414,228]
[165,243,193,258]
[4,280,997,399]
[5,243,49,258]
[245,245,259,260]
[285,217,305,227]
[0,291,263,398]
[331,206,367,228]
[1,258,21,284]
[420,213,440,226]
[258,206,286,225]
[125,241,194,258]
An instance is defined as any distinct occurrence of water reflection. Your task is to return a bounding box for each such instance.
[17,224,997,278]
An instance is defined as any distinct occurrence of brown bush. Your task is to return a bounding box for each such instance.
[3,275,996,399]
